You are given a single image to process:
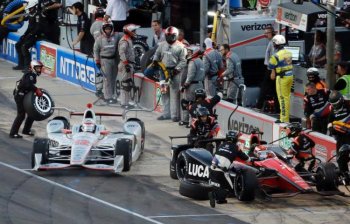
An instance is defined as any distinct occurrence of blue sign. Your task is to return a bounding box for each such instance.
[56,48,97,92]
[0,33,40,63]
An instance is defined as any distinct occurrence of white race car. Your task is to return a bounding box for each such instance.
[31,104,145,173]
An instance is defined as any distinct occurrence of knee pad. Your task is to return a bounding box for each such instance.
[121,78,133,91]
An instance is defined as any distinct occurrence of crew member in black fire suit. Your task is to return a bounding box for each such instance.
[13,0,47,71]
[41,0,62,44]
[304,82,331,134]
[68,2,94,55]
[286,123,316,172]
[10,60,43,138]
[181,88,222,127]
[208,130,252,207]
[189,107,221,152]
[328,91,350,184]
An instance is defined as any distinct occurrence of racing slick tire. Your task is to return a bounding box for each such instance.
[176,151,189,180]
[234,168,258,201]
[179,179,213,200]
[23,89,55,121]
[315,162,338,191]
[133,38,149,72]
[115,139,132,171]
[170,162,178,180]
[126,118,145,152]
[50,116,70,129]
[31,138,50,168]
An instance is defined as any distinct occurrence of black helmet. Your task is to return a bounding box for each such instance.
[226,130,239,142]
[94,7,105,18]
[195,88,206,100]
[286,122,302,137]
[196,107,210,117]
[329,91,344,110]
[306,67,319,82]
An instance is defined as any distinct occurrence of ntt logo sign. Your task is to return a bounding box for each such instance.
[56,49,96,92]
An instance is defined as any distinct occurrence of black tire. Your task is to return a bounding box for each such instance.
[234,169,258,201]
[315,162,338,191]
[133,39,149,72]
[179,179,213,200]
[170,162,178,179]
[50,116,70,129]
[140,47,156,73]
[115,139,132,171]
[176,151,189,180]
[23,89,55,121]
[126,118,145,151]
[31,138,50,168]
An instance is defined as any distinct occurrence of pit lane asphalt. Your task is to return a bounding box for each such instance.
[0,59,350,224]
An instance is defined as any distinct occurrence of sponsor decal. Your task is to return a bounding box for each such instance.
[279,129,292,150]
[229,117,260,134]
[188,163,209,178]
[0,33,38,63]
[40,44,57,77]
[74,139,90,146]
[56,48,96,91]
[240,23,273,31]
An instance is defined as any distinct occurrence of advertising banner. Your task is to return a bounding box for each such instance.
[0,33,39,63]
[40,44,57,77]
[56,48,96,92]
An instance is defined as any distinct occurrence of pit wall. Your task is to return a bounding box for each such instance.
[0,33,336,161]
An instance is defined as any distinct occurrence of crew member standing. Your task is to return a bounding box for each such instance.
[13,0,46,71]
[153,26,187,122]
[203,38,222,96]
[269,35,293,123]
[94,21,121,104]
[220,44,244,104]
[41,0,62,44]
[68,2,94,55]
[90,7,105,40]
[304,82,331,134]
[118,23,139,109]
[10,60,44,138]
[179,45,205,126]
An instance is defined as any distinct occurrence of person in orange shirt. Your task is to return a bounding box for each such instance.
[306,67,328,90]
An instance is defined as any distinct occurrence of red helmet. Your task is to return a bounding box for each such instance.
[123,24,140,38]
[165,26,179,44]
[30,60,43,75]
[102,21,114,37]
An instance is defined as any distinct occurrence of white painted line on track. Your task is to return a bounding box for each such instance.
[0,77,17,79]
[0,162,163,224]
[148,214,228,218]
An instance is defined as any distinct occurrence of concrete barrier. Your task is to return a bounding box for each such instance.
[0,34,337,161]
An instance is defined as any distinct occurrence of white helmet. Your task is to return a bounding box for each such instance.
[30,60,43,76]
[272,35,286,45]
[186,45,201,59]
[123,24,140,38]
[24,0,38,14]
[82,118,96,132]
[164,26,179,44]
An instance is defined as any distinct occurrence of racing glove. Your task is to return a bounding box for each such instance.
[35,88,43,97]
[96,61,101,69]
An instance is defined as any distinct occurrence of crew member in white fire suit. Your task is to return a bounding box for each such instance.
[118,23,140,109]
[153,26,187,121]
[220,44,244,104]
[179,45,205,126]
[203,38,223,96]
[93,21,122,104]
